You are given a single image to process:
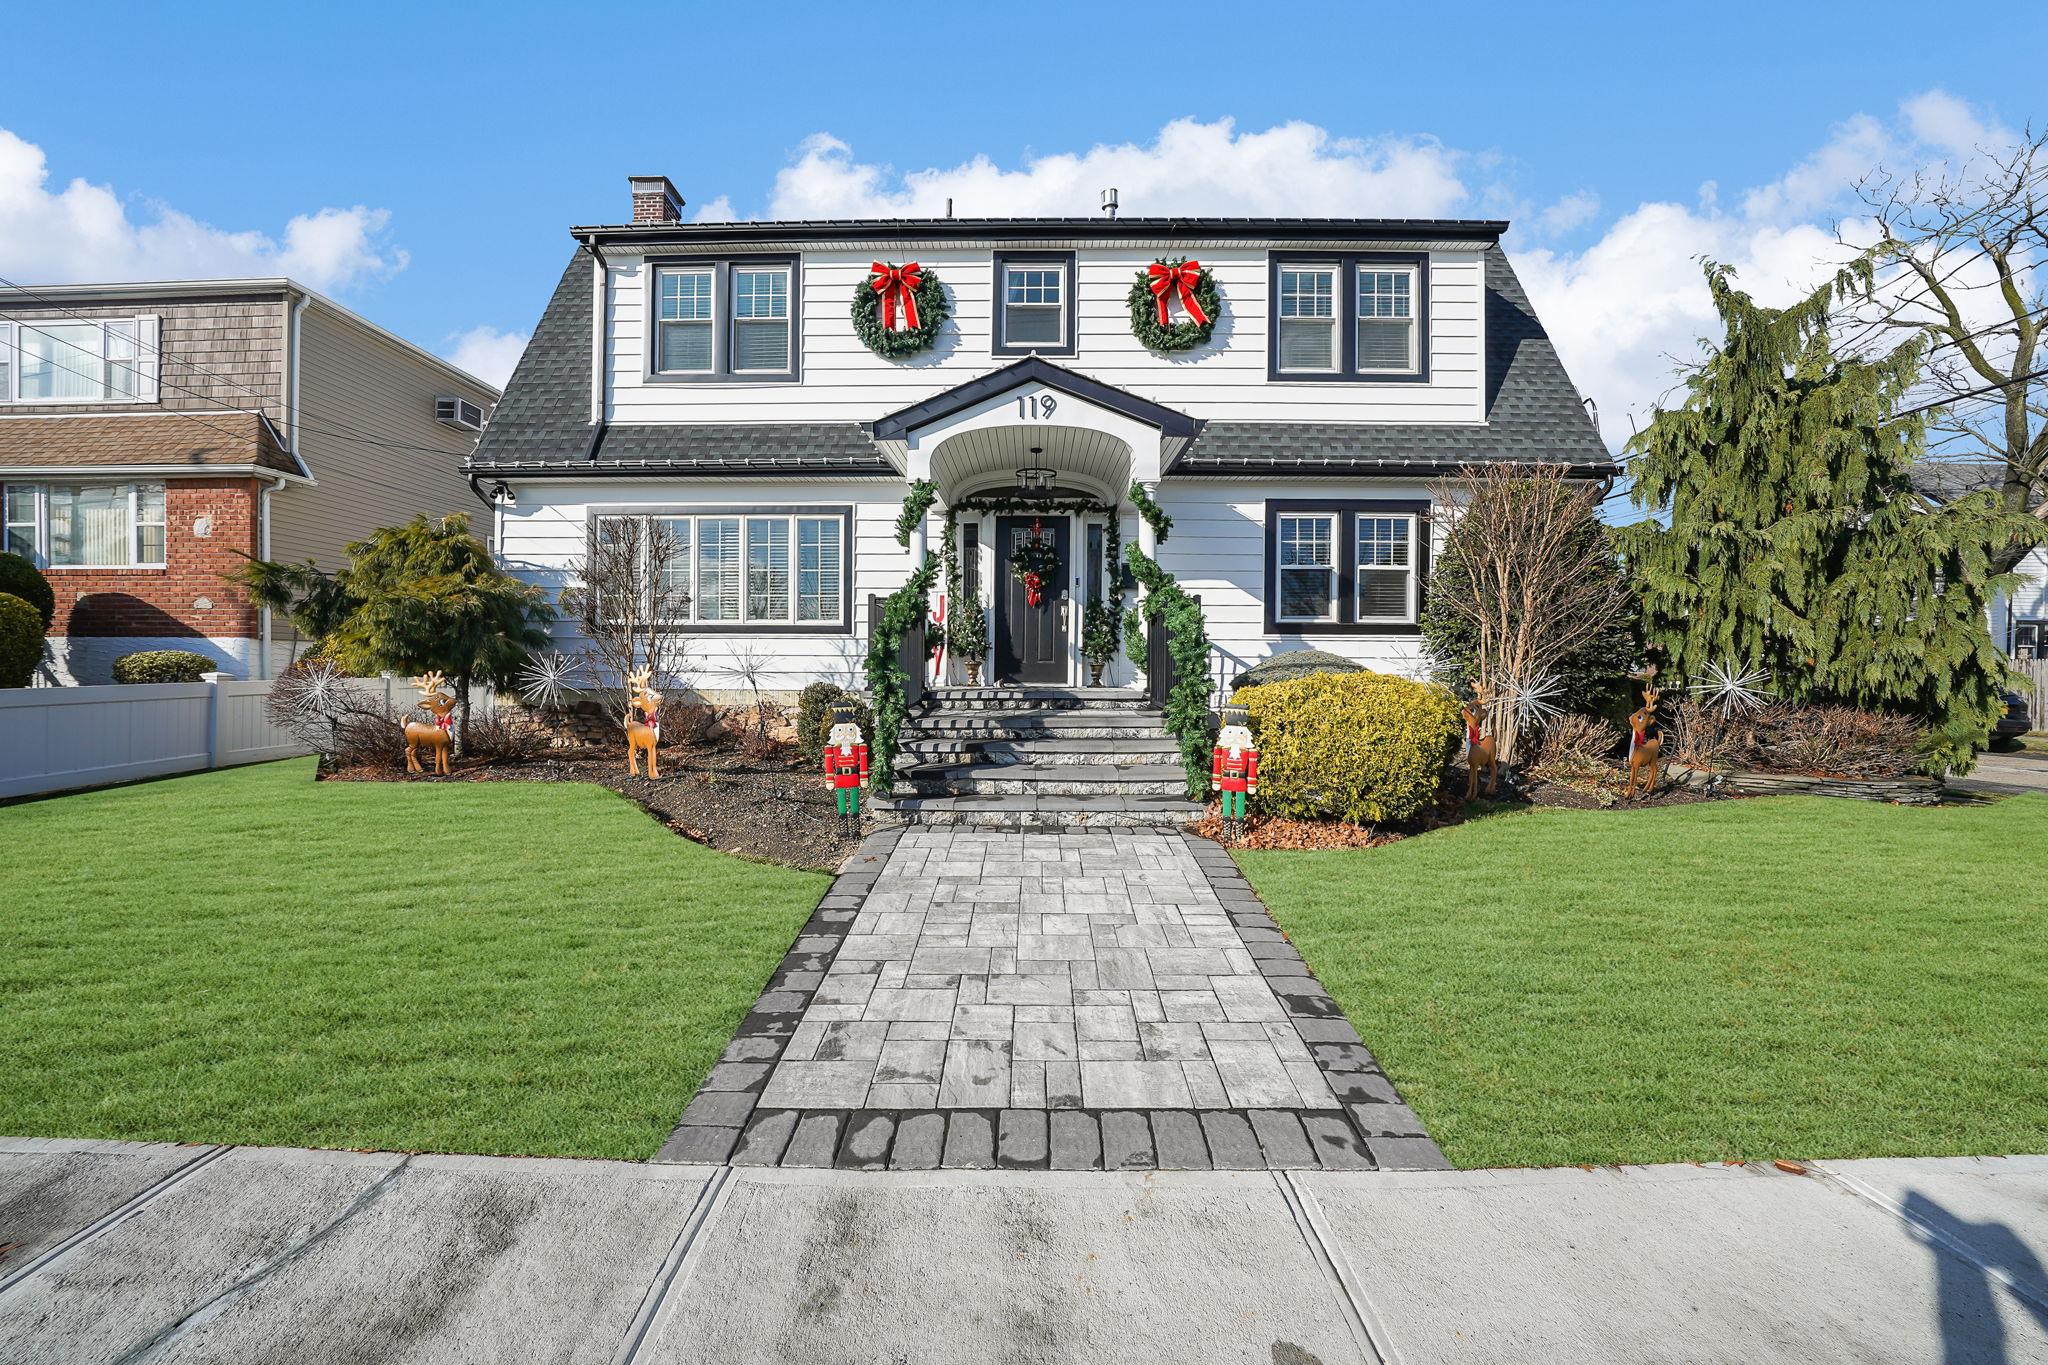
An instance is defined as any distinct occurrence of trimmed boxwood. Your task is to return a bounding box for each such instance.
[1230,649,1366,693]
[1237,671,1463,824]
[0,553,54,632]
[0,592,44,688]
[795,681,874,769]
[111,649,217,684]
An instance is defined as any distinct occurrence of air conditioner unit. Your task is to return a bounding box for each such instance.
[435,396,486,432]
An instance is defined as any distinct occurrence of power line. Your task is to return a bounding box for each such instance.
[0,335,293,457]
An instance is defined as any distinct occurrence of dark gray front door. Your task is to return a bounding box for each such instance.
[995,515,1070,685]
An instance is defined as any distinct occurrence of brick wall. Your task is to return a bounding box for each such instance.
[47,478,261,641]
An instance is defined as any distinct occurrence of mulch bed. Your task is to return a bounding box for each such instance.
[323,742,864,871]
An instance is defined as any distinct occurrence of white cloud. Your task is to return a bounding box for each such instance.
[1514,90,2026,451]
[442,325,528,389]
[0,127,405,291]
[755,119,1468,220]
[1534,191,1600,237]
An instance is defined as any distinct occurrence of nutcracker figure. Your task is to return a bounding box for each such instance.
[823,701,869,837]
[1211,702,1260,842]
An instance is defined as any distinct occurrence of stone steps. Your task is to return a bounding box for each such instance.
[869,792,1208,829]
[898,762,1191,798]
[895,735,1184,769]
[905,709,1168,741]
[922,686,1152,712]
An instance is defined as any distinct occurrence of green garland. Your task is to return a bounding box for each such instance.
[1124,544,1213,798]
[864,552,942,789]
[853,267,950,359]
[937,493,1124,665]
[1127,479,1172,543]
[1127,258,1221,353]
[895,478,938,548]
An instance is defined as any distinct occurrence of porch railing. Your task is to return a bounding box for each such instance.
[1145,593,1199,708]
[868,592,928,710]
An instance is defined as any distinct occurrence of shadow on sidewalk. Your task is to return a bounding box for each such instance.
[1902,1189,2048,1364]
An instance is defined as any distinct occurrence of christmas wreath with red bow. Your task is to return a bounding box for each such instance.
[1127,257,1221,352]
[1008,520,1062,607]
[852,261,951,359]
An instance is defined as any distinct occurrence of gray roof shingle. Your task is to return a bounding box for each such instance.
[470,241,1613,480]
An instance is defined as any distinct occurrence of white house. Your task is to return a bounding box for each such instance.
[470,175,1614,714]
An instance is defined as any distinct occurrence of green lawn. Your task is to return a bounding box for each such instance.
[0,760,825,1159]
[1239,796,2048,1170]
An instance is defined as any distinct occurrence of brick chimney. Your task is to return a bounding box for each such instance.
[628,175,685,225]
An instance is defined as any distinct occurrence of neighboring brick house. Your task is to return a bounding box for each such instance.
[0,280,500,682]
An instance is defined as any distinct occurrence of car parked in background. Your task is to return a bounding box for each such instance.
[1995,689,2032,741]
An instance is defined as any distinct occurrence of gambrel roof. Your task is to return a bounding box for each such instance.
[467,242,1613,479]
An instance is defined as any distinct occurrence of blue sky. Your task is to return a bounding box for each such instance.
[1,0,2040,443]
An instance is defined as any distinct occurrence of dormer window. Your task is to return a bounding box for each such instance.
[1269,253,1429,382]
[646,257,801,383]
[992,252,1076,356]
[0,316,160,403]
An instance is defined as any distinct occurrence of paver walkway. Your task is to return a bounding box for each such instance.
[662,826,1441,1170]
[760,829,1337,1112]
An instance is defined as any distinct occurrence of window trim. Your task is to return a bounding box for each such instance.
[0,314,162,405]
[991,250,1077,357]
[1273,511,1340,624]
[1274,265,1341,376]
[583,505,852,633]
[1267,252,1430,383]
[1262,498,1428,635]
[3,480,170,571]
[643,255,802,384]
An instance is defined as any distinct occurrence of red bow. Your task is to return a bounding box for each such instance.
[869,261,923,331]
[1147,260,1210,328]
[1024,572,1044,608]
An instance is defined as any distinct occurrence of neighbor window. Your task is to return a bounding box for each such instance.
[1264,500,1426,633]
[1270,253,1428,381]
[2017,620,2044,659]
[648,258,800,381]
[1276,513,1338,622]
[1276,268,1338,373]
[0,317,159,403]
[3,482,166,568]
[591,509,848,629]
[992,253,1076,355]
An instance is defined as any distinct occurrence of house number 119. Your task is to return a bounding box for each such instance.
[1016,394,1059,420]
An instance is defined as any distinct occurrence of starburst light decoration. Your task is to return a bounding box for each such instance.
[273,658,346,722]
[1500,671,1567,730]
[517,651,579,711]
[1689,660,1772,716]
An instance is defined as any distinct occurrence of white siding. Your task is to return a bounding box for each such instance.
[1155,477,1451,691]
[605,246,1486,427]
[496,478,910,696]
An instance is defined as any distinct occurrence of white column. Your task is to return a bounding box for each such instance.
[1136,480,1160,560]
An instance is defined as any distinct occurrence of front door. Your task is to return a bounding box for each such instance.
[994,515,1071,685]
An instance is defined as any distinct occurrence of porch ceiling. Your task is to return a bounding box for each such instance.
[930,424,1133,503]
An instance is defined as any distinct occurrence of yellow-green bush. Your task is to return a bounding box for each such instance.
[1238,671,1462,824]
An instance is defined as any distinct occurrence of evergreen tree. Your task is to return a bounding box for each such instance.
[234,514,552,749]
[1618,262,2041,772]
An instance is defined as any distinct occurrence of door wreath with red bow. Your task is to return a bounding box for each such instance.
[1008,520,1062,607]
[1127,257,1221,352]
[852,261,951,358]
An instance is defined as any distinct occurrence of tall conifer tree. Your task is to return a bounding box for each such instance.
[1618,262,2040,772]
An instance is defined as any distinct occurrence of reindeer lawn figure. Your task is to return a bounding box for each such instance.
[1626,666,1664,797]
[625,668,663,779]
[400,671,457,776]
[1461,686,1499,801]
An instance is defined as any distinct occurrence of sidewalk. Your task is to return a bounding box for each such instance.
[3,1137,2045,1362]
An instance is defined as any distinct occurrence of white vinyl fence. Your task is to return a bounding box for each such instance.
[0,673,495,801]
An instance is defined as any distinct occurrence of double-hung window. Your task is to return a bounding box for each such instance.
[591,509,849,629]
[1269,253,1427,380]
[0,316,159,403]
[3,482,167,568]
[647,258,800,381]
[1265,500,1426,633]
[992,252,1076,356]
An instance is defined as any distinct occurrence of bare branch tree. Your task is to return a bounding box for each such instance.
[557,516,693,726]
[1428,464,1632,767]
[1844,126,2048,561]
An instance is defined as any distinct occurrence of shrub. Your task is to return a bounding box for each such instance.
[948,598,988,663]
[796,681,874,769]
[460,708,550,763]
[111,649,216,684]
[1531,713,1623,784]
[0,553,54,631]
[1677,702,1924,779]
[0,592,43,688]
[1082,602,1119,664]
[1231,649,1365,692]
[1237,671,1463,824]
